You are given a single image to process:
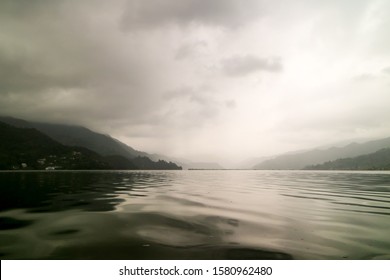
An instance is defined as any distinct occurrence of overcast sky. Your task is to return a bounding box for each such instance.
[1,0,390,166]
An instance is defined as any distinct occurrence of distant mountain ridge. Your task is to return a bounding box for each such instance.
[0,116,182,170]
[0,121,110,170]
[0,116,148,159]
[254,137,390,170]
[305,148,390,170]
[0,116,221,169]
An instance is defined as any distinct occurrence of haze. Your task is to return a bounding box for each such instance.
[1,0,390,167]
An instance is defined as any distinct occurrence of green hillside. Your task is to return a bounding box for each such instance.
[304,148,390,170]
[0,121,110,170]
[0,116,182,170]
[0,120,182,170]
[254,138,390,170]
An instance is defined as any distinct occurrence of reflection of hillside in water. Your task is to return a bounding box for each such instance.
[0,171,173,212]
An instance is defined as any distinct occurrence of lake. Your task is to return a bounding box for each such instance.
[1,170,390,259]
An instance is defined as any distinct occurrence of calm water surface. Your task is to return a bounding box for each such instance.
[1,170,390,259]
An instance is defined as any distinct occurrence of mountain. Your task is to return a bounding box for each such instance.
[184,162,224,170]
[132,156,184,170]
[0,116,222,169]
[304,148,390,170]
[145,153,224,170]
[0,116,148,159]
[171,160,224,170]
[238,156,276,169]
[253,137,390,170]
[103,155,138,170]
[0,121,110,170]
[0,117,182,170]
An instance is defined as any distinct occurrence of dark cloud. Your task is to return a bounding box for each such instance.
[121,0,264,30]
[0,0,165,127]
[222,55,283,77]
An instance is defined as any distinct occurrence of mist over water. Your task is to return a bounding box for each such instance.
[1,170,390,259]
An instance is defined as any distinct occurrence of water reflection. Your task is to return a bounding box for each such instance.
[0,171,176,213]
[0,170,390,259]
[0,217,33,230]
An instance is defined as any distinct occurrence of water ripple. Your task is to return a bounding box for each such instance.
[1,170,390,259]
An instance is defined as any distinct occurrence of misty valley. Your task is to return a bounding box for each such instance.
[1,116,390,260]
[1,116,390,259]
[2,116,390,172]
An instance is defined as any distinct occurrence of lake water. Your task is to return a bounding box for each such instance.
[1,170,390,260]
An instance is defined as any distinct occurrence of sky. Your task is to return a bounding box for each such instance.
[1,0,390,167]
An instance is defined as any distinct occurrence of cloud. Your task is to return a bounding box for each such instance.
[174,41,208,60]
[225,99,237,109]
[222,55,283,77]
[162,86,223,127]
[1,0,390,165]
[120,0,264,30]
[0,0,168,127]
[383,67,390,74]
[353,73,376,82]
